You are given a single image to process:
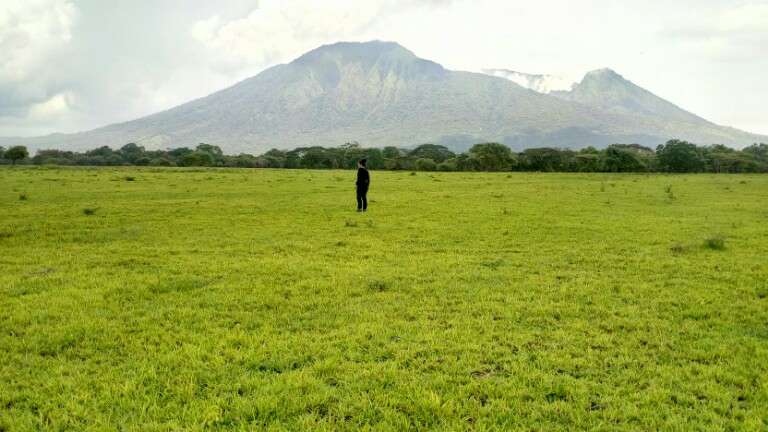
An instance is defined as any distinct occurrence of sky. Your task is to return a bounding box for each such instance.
[1,0,767,138]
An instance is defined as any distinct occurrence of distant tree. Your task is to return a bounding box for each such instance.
[409,144,455,163]
[119,143,145,164]
[742,143,768,162]
[382,146,401,159]
[706,152,753,173]
[611,143,654,155]
[0,146,4,159]
[135,156,151,166]
[180,151,213,167]
[573,153,600,172]
[438,158,458,171]
[32,149,75,166]
[265,148,286,158]
[395,156,416,170]
[519,147,563,172]
[300,147,332,169]
[740,143,768,172]
[106,154,126,166]
[198,152,214,167]
[656,139,706,172]
[601,145,647,172]
[362,148,384,170]
[469,143,516,171]
[76,155,106,166]
[263,149,286,167]
[262,155,282,168]
[610,143,655,171]
[703,144,734,154]
[455,153,475,171]
[382,158,398,170]
[340,146,369,169]
[168,147,193,158]
[86,146,113,157]
[415,158,437,171]
[3,146,29,167]
[558,149,578,171]
[283,151,301,169]
[196,143,223,157]
[149,158,176,167]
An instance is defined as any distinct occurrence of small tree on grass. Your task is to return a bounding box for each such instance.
[3,146,29,167]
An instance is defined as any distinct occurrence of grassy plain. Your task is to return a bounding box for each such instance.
[1,167,767,431]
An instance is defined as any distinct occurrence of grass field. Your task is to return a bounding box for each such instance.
[1,167,767,431]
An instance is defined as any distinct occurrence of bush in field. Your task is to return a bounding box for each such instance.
[703,235,726,250]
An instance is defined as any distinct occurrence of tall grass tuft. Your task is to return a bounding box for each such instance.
[703,234,726,250]
[368,280,389,292]
[670,243,688,254]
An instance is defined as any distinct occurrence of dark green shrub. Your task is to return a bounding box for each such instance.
[703,235,726,250]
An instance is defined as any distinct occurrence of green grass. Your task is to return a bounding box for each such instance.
[1,167,767,430]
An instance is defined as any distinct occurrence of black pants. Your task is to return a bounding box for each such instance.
[356,188,368,211]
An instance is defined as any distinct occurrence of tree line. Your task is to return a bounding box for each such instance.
[2,140,767,173]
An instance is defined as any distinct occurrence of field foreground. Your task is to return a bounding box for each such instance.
[1,167,767,430]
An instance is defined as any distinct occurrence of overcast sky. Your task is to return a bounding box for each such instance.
[1,0,766,138]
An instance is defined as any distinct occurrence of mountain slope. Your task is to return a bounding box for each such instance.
[3,41,766,153]
[550,68,707,124]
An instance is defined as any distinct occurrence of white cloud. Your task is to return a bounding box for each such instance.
[190,0,449,73]
[28,91,78,119]
[0,0,78,99]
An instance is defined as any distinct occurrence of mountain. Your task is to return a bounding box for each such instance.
[484,66,765,150]
[2,41,765,153]
[549,68,707,124]
[480,69,573,94]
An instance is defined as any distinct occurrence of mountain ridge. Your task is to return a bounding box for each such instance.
[1,40,765,153]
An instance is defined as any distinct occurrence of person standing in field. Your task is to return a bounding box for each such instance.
[356,159,370,212]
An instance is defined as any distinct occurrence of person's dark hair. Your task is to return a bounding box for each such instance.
[359,159,367,167]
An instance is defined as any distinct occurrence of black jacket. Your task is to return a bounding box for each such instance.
[356,168,370,190]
